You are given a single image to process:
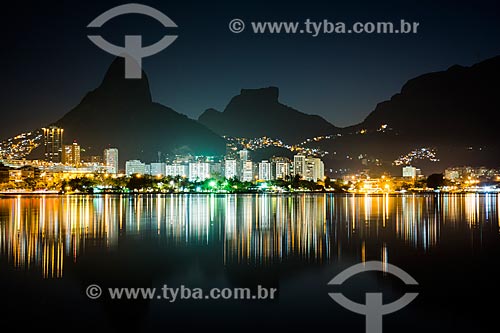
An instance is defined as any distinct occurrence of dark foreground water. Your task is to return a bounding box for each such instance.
[0,194,498,332]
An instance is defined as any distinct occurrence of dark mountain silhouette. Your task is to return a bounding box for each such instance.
[51,58,225,164]
[198,87,339,142]
[351,55,500,141]
[318,55,500,173]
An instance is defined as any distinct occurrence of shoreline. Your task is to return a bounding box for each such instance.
[1,190,498,197]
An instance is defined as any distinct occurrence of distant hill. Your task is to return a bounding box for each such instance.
[198,87,339,142]
[352,55,500,142]
[321,55,500,173]
[51,58,225,164]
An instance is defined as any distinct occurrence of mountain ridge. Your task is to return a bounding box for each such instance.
[198,86,340,142]
[352,55,500,140]
[50,58,226,165]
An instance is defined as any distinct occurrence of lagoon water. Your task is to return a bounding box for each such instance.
[0,194,498,332]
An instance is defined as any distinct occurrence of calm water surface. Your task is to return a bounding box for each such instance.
[0,194,498,332]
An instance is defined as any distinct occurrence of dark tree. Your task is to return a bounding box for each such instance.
[127,175,153,191]
[291,174,301,189]
[324,176,332,188]
[426,173,445,189]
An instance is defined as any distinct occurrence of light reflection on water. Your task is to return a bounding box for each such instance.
[0,193,498,278]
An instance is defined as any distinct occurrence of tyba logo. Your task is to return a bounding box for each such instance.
[328,261,419,333]
[88,3,178,79]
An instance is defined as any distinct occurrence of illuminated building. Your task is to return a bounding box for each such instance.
[239,149,250,161]
[103,148,119,174]
[165,164,188,178]
[189,161,210,181]
[209,162,222,176]
[402,166,421,178]
[7,165,39,182]
[275,161,290,180]
[125,160,146,176]
[293,154,306,177]
[271,156,291,180]
[258,160,272,181]
[444,166,499,180]
[271,157,291,179]
[62,142,81,166]
[150,162,166,176]
[238,149,253,181]
[305,157,324,181]
[42,126,63,163]
[241,161,254,182]
[82,155,102,163]
[294,154,324,181]
[224,159,238,179]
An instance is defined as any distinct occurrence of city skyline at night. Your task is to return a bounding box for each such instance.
[1,2,500,332]
[3,52,500,179]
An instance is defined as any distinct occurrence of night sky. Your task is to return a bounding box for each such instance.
[1,0,499,138]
